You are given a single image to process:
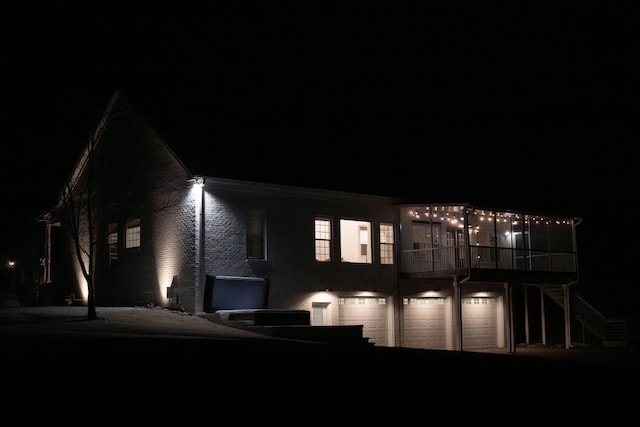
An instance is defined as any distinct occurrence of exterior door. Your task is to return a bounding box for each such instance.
[446,228,465,269]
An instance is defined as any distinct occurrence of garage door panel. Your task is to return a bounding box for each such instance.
[339,297,388,346]
[403,298,446,350]
[462,297,497,349]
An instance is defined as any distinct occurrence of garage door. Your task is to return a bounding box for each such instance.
[339,297,388,346]
[462,297,497,349]
[403,298,446,349]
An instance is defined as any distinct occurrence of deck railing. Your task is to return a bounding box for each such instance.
[572,293,629,347]
[400,245,576,274]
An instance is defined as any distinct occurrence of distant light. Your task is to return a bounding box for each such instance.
[7,260,15,269]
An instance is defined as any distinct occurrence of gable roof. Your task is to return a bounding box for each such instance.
[117,87,415,199]
[54,90,192,208]
[104,87,580,217]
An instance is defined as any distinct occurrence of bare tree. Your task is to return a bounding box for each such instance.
[55,91,126,320]
[56,92,120,321]
[55,91,174,318]
[59,135,99,320]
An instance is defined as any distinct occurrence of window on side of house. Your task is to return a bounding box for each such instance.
[340,219,372,264]
[247,209,266,260]
[108,222,119,265]
[315,217,331,262]
[125,218,141,249]
[380,223,394,265]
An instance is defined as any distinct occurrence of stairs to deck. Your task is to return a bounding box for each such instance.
[540,286,630,348]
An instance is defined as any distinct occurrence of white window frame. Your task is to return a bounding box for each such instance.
[108,222,119,265]
[315,217,331,262]
[339,219,372,264]
[125,218,141,249]
[247,209,266,260]
[379,223,394,265]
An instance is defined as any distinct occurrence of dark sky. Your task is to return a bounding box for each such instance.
[3,4,639,311]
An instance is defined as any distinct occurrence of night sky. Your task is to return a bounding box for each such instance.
[3,4,639,313]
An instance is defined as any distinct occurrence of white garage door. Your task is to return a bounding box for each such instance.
[462,297,498,349]
[339,297,388,346]
[403,298,446,350]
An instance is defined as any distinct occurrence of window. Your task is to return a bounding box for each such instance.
[247,209,265,259]
[340,219,371,264]
[125,218,141,249]
[315,217,331,262]
[108,222,118,265]
[379,223,394,265]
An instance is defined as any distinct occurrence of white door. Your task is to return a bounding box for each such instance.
[311,302,329,326]
[339,297,388,346]
[462,297,498,348]
[403,297,446,349]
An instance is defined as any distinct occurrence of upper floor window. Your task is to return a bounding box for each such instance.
[247,209,265,259]
[340,219,371,264]
[108,222,119,265]
[315,217,331,262]
[125,218,141,249]
[379,223,394,265]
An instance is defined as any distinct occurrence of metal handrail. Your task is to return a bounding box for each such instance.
[572,292,628,345]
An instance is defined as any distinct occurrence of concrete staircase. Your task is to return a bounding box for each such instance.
[201,309,374,346]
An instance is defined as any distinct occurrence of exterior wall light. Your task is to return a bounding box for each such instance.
[194,176,205,186]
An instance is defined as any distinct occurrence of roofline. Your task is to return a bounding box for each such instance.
[54,89,122,209]
[196,175,402,204]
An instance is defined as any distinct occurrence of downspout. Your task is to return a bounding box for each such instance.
[540,287,547,346]
[43,216,52,284]
[524,285,530,345]
[194,176,206,314]
[45,222,52,283]
[37,213,60,284]
[456,206,472,352]
[563,276,581,349]
[508,282,515,353]
[563,216,582,349]
[457,272,471,352]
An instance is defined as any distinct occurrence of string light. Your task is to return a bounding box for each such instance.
[407,206,573,226]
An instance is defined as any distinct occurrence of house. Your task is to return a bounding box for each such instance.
[40,90,597,352]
